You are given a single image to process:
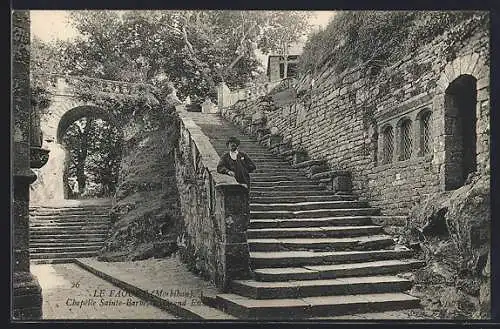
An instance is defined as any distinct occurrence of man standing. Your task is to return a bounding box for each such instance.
[217,136,256,188]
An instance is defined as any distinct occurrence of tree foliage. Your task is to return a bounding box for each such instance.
[299,11,488,74]
[62,117,122,198]
[30,36,63,110]
[39,10,312,103]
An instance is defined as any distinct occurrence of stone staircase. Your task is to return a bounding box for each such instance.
[29,199,112,264]
[191,113,424,319]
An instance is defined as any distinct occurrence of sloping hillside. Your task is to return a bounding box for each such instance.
[98,103,182,261]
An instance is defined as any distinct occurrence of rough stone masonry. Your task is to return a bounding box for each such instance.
[12,10,43,320]
[237,18,489,217]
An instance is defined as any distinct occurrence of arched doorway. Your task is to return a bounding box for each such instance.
[443,74,477,190]
[57,106,122,200]
[30,105,122,204]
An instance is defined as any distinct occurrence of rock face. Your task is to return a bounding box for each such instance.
[98,107,182,261]
[402,173,490,319]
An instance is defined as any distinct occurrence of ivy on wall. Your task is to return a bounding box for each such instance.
[299,11,489,76]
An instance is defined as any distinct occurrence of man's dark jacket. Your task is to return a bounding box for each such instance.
[217,151,256,187]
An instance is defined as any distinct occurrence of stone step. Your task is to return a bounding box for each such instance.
[250,208,380,219]
[249,216,374,229]
[30,236,106,243]
[211,139,265,144]
[250,185,327,193]
[252,163,292,169]
[251,181,320,188]
[29,204,111,211]
[249,159,291,164]
[242,150,282,154]
[29,233,108,239]
[247,225,383,239]
[230,275,412,300]
[30,225,109,233]
[250,201,368,211]
[250,249,414,268]
[30,205,110,210]
[248,235,394,252]
[250,190,342,197]
[251,169,302,175]
[253,259,425,282]
[30,245,102,253]
[250,195,357,203]
[30,250,100,259]
[30,220,110,226]
[29,213,108,218]
[30,241,104,248]
[30,258,76,265]
[251,176,311,183]
[30,213,109,218]
[30,222,109,228]
[252,168,299,174]
[248,157,290,162]
[253,166,299,172]
[214,292,420,319]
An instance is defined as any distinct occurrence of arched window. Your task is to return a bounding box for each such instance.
[400,119,413,161]
[382,125,394,164]
[420,111,432,155]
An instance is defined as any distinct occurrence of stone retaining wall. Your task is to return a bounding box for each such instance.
[220,18,489,216]
[174,106,250,290]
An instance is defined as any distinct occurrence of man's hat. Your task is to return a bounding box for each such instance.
[226,136,241,146]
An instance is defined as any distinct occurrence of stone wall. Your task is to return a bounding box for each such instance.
[174,106,250,290]
[224,20,489,217]
[12,10,43,320]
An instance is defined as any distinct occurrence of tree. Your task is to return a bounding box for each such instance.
[62,117,122,198]
[30,36,65,110]
[257,11,312,78]
[53,10,313,102]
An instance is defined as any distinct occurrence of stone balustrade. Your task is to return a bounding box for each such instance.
[217,80,283,110]
[33,73,154,96]
[174,105,251,291]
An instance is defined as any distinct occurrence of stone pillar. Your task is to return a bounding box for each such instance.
[12,10,43,320]
[215,184,251,291]
[217,82,231,109]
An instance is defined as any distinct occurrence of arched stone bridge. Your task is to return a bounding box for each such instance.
[31,74,154,204]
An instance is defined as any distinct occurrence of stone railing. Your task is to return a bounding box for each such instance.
[216,80,283,110]
[174,105,250,291]
[32,73,154,97]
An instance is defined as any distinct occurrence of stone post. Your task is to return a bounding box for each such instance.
[217,82,231,109]
[269,135,282,148]
[12,10,43,320]
[215,184,251,291]
[292,150,308,165]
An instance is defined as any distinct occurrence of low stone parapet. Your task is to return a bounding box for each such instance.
[174,106,251,291]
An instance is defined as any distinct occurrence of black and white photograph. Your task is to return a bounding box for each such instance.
[11,9,491,321]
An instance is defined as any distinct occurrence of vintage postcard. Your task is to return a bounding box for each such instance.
[11,9,491,321]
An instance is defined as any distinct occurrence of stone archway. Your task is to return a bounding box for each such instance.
[30,101,121,204]
[432,52,489,191]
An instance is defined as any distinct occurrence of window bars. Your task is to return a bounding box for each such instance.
[383,126,394,164]
[421,112,432,155]
[400,120,412,161]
